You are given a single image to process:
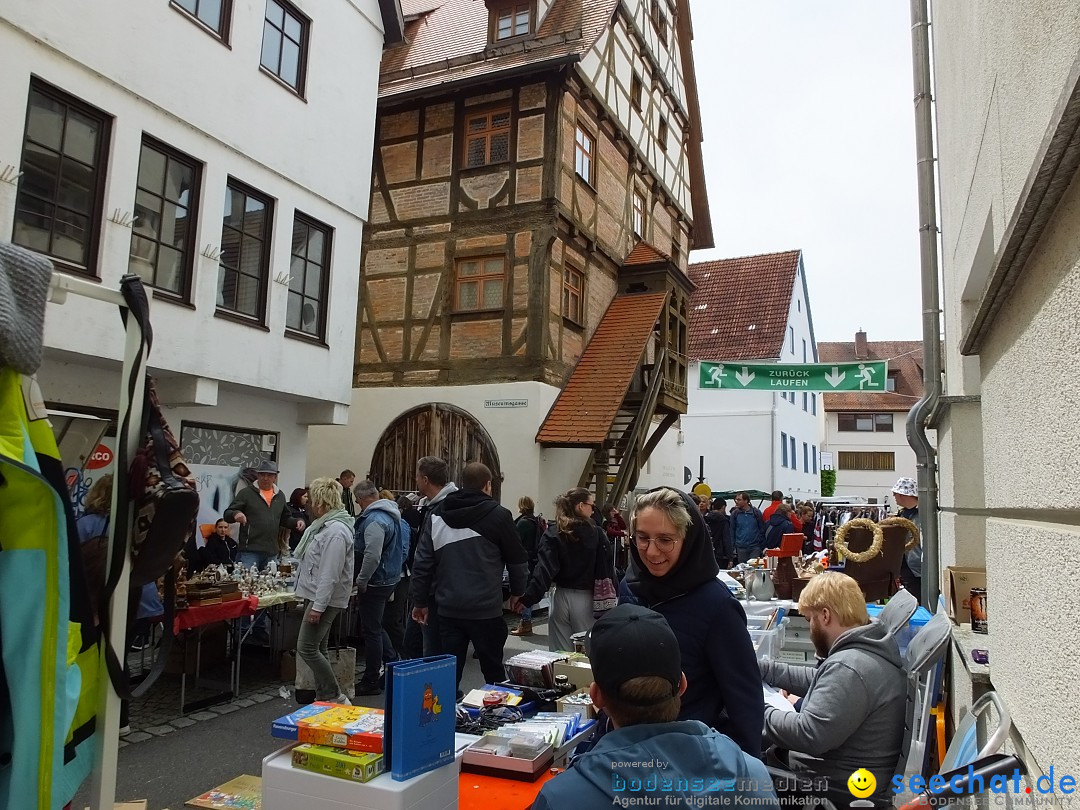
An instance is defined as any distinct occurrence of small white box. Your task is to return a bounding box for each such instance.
[262,743,463,810]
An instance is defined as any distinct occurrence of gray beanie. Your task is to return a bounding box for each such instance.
[0,242,53,374]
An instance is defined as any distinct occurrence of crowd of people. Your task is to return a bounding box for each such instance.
[106,457,915,807]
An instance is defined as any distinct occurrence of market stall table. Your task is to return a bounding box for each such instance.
[235,591,300,690]
[173,596,257,713]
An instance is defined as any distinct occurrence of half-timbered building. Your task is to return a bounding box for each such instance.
[309,0,713,508]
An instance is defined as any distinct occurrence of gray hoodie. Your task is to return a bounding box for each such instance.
[760,621,906,805]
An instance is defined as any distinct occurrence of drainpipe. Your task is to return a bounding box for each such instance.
[906,0,943,611]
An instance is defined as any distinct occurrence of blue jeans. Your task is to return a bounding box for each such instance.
[357,583,398,686]
[519,604,533,622]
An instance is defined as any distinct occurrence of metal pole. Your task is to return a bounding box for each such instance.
[87,284,151,810]
[906,0,943,611]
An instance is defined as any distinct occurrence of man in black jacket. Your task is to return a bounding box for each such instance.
[410,462,527,692]
[705,498,733,568]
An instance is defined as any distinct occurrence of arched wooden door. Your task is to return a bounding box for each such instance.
[368,403,503,500]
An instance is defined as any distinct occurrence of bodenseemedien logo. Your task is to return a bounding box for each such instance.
[848,769,877,799]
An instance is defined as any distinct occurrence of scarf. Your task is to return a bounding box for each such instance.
[624,488,720,606]
[294,506,353,560]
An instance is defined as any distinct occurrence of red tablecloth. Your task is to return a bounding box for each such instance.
[174,596,258,633]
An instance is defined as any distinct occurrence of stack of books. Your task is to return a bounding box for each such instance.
[271,702,387,783]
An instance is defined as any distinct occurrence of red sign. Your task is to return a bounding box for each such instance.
[86,444,114,470]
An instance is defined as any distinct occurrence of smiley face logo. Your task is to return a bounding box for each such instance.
[847,769,876,798]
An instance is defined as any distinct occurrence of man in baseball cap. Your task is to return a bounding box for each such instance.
[532,604,779,810]
[891,477,922,596]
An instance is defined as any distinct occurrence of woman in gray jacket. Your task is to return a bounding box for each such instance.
[293,477,355,704]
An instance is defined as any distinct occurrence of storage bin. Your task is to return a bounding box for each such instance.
[867,604,932,655]
[748,618,787,661]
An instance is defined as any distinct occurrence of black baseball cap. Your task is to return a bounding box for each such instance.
[586,604,682,704]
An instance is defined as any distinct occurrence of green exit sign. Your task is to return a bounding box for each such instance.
[698,361,890,392]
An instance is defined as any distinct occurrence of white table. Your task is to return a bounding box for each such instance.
[261,735,478,810]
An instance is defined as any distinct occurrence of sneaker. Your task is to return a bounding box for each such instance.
[333,693,352,706]
[118,725,132,736]
[355,680,383,696]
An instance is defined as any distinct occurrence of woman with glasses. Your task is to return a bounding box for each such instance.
[518,488,609,651]
[620,487,763,757]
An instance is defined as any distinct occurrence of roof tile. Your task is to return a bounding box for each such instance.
[687,250,801,360]
[624,239,670,266]
[380,0,618,98]
[818,339,925,411]
[537,292,668,445]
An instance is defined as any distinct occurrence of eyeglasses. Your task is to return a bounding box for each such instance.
[633,534,680,553]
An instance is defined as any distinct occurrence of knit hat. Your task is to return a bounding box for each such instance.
[891,477,918,497]
[0,242,53,374]
[586,604,682,703]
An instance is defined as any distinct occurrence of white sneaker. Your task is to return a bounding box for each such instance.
[333,693,352,706]
[118,725,132,736]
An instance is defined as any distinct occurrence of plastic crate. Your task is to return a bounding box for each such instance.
[867,603,932,655]
[748,619,787,661]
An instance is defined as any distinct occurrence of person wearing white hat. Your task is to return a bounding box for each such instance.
[891,477,921,596]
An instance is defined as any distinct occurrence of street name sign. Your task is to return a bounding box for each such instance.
[698,361,889,392]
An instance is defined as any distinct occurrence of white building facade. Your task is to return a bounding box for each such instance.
[819,334,924,504]
[931,0,1080,781]
[681,250,823,500]
[0,0,397,510]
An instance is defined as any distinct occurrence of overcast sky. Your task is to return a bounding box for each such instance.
[687,0,923,342]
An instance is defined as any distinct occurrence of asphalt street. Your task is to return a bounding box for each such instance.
[73,616,550,809]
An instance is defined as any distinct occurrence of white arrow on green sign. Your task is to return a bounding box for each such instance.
[698,361,889,391]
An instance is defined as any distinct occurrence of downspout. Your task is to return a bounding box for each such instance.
[906,0,943,610]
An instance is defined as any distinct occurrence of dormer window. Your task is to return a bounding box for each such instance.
[492,2,531,42]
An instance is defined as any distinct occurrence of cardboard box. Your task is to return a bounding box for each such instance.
[291,743,385,783]
[943,566,987,624]
[555,687,596,720]
[552,654,593,690]
[271,702,384,753]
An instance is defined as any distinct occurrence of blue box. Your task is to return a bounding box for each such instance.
[867,603,932,654]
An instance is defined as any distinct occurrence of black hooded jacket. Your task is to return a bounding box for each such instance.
[619,488,764,757]
[409,488,528,621]
[521,521,606,606]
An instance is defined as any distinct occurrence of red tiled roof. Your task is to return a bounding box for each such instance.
[818,338,925,411]
[624,239,670,266]
[686,250,801,361]
[536,292,668,446]
[380,0,619,98]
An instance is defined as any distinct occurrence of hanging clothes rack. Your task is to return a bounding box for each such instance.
[47,271,151,810]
